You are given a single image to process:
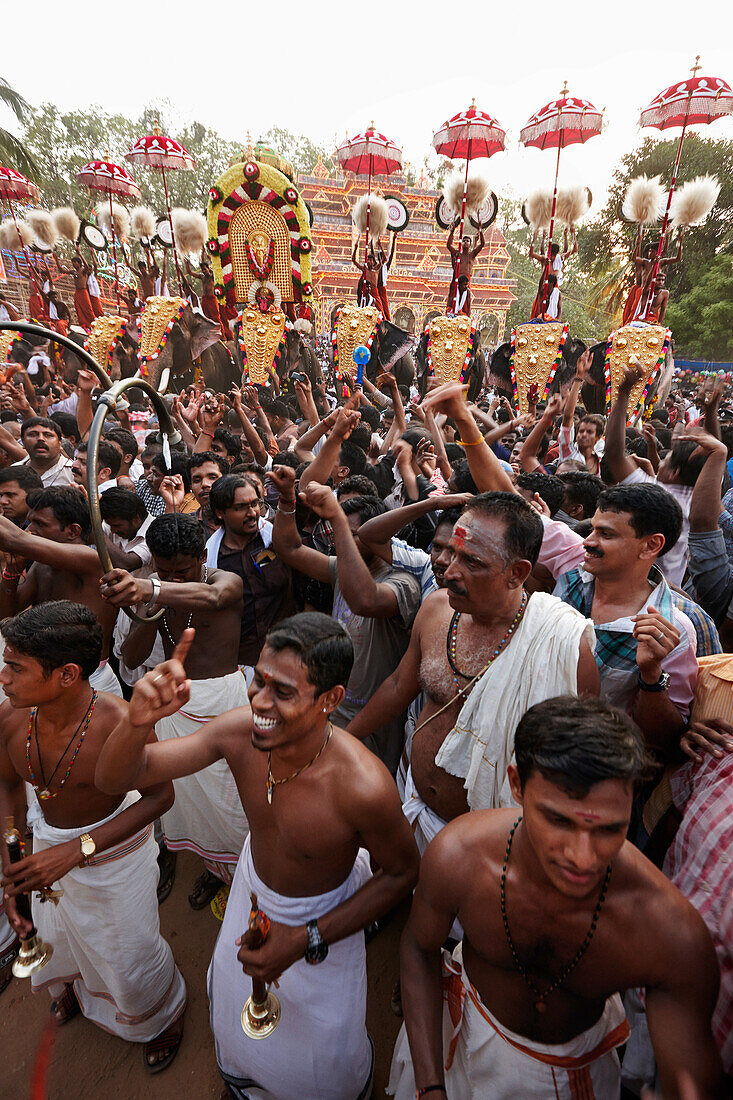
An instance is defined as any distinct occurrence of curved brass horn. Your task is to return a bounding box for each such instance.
[88,376,181,623]
[0,320,113,390]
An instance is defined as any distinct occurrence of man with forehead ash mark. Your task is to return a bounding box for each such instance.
[349,491,600,860]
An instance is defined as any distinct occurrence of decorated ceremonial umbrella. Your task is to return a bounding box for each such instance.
[126,122,195,294]
[433,100,506,312]
[520,84,603,311]
[638,57,733,318]
[0,165,41,290]
[75,158,141,311]
[334,124,402,260]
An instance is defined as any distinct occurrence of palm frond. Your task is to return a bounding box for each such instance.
[0,77,31,123]
[0,128,40,180]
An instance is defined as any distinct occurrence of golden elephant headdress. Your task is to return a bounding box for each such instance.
[85,315,127,372]
[425,313,474,386]
[332,304,381,376]
[510,322,568,414]
[236,308,287,385]
[137,297,187,371]
[604,322,671,420]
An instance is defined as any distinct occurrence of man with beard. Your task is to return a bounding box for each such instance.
[95,612,419,1100]
[13,417,75,488]
[348,492,599,856]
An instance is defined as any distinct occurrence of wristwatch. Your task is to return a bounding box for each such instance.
[79,833,96,866]
[304,919,328,965]
[637,670,670,693]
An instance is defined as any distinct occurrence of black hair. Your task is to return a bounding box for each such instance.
[152,451,191,491]
[400,426,431,454]
[188,451,229,479]
[1,600,102,680]
[597,483,682,557]
[270,399,290,420]
[444,442,464,464]
[434,504,464,532]
[106,427,139,461]
[346,424,371,455]
[669,439,707,487]
[50,412,80,444]
[337,475,379,499]
[559,471,605,519]
[146,513,206,560]
[265,611,354,696]
[579,413,605,438]
[462,491,544,567]
[99,486,148,523]
[20,416,62,440]
[515,696,652,795]
[0,465,43,493]
[209,474,260,521]
[76,440,122,477]
[338,439,367,477]
[0,410,18,423]
[450,459,478,494]
[272,452,300,470]
[340,494,388,524]
[213,426,242,459]
[625,433,648,459]
[27,486,92,541]
[357,405,380,431]
[516,471,565,517]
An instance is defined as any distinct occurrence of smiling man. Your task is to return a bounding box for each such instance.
[95,612,419,1100]
[388,696,722,1100]
[349,492,599,854]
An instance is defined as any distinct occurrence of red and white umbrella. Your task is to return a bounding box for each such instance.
[520,85,603,314]
[638,60,733,319]
[76,159,141,310]
[334,124,402,262]
[125,123,195,293]
[433,101,506,311]
[0,165,42,290]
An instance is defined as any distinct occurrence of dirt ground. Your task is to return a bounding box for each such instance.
[3,850,407,1099]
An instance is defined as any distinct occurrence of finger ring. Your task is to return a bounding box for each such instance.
[152,675,163,683]
[657,631,664,640]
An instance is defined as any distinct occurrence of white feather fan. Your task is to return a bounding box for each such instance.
[27,209,58,249]
[171,208,208,258]
[294,319,313,335]
[443,167,491,219]
[0,220,34,250]
[98,202,131,241]
[524,188,554,231]
[622,176,665,225]
[52,206,81,242]
[671,176,720,228]
[352,194,388,241]
[556,185,590,227]
[130,205,157,241]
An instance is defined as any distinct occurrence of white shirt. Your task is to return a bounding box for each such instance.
[14,453,75,487]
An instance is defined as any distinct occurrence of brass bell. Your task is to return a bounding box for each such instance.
[458,322,468,332]
[246,311,256,322]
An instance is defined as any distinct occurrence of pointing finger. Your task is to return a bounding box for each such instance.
[171,628,195,667]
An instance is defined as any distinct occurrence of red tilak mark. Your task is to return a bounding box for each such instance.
[573,811,602,821]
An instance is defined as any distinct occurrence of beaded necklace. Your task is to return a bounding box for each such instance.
[500,816,612,1014]
[160,565,207,647]
[447,591,527,685]
[26,689,98,800]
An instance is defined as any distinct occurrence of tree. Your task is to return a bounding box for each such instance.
[0,75,39,178]
[666,255,733,361]
[260,127,336,176]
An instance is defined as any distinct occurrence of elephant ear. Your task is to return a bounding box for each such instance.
[185,306,223,362]
[375,318,415,372]
[562,337,587,370]
[488,342,512,394]
[587,342,607,388]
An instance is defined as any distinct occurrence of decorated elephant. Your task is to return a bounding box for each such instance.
[488,333,591,408]
[277,323,322,389]
[414,327,485,403]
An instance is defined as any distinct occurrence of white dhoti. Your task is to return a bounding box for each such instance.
[208,834,374,1100]
[388,944,629,1100]
[89,658,123,698]
[156,670,249,883]
[28,792,186,1042]
[402,765,462,941]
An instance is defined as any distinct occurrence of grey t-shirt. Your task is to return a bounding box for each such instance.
[329,556,421,775]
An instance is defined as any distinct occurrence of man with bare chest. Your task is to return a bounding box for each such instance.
[100,512,249,909]
[95,611,419,1100]
[0,488,122,696]
[349,492,599,849]
[388,697,722,1099]
[0,601,186,1071]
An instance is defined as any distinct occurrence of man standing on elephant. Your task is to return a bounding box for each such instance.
[446,222,485,315]
[185,251,225,339]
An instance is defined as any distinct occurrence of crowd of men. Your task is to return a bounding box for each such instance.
[0,331,731,1100]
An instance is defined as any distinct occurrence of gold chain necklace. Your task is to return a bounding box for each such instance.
[266,723,333,805]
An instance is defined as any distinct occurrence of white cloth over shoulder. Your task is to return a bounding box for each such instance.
[208,834,373,1100]
[89,659,123,698]
[436,593,595,810]
[388,943,629,1100]
[28,791,186,1042]
[157,670,249,878]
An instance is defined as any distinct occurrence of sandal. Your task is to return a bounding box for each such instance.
[144,1019,183,1074]
[188,869,223,910]
[50,983,80,1025]
[157,845,177,904]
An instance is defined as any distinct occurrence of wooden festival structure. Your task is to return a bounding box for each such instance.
[298,157,516,348]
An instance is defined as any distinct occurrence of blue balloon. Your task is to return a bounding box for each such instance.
[353,344,370,365]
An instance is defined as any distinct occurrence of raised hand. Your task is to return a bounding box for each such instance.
[619,358,646,393]
[632,607,679,683]
[128,629,194,728]
[420,381,469,420]
[299,480,339,520]
[75,368,98,394]
[159,474,186,511]
[266,464,297,502]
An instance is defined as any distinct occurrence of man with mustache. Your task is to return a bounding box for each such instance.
[12,417,75,488]
[349,491,599,856]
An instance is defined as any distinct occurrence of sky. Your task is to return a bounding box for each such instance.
[3,0,733,215]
